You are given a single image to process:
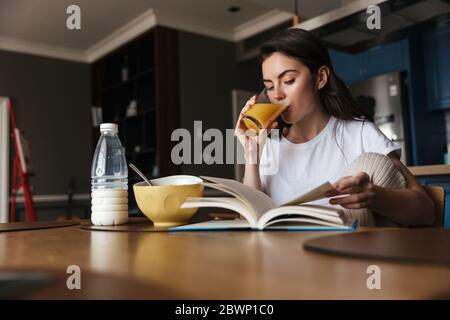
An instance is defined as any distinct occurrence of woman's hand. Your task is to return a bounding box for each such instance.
[234,95,278,164]
[326,172,376,209]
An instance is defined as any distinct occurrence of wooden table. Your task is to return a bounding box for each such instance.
[1,221,450,299]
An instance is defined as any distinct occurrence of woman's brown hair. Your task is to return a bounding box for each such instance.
[260,28,372,124]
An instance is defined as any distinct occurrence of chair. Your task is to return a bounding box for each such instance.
[423,185,445,227]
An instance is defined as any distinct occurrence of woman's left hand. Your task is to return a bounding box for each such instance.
[326,172,376,209]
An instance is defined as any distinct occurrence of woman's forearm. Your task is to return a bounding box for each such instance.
[243,163,263,191]
[241,143,263,191]
[371,186,436,226]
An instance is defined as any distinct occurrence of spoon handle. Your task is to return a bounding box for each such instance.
[129,164,153,186]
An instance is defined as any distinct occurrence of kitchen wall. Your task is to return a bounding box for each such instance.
[235,57,260,93]
[177,31,237,179]
[0,50,91,219]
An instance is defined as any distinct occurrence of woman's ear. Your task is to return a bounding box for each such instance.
[316,66,330,90]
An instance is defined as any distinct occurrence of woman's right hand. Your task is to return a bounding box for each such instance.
[234,95,278,164]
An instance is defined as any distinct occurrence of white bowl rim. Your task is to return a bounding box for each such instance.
[134,175,203,187]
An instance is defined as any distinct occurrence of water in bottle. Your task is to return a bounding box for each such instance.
[91,123,128,225]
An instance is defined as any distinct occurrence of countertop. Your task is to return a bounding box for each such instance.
[407,164,450,176]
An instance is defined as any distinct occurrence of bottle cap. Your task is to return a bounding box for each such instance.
[100,123,118,134]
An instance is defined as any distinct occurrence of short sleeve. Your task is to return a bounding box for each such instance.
[361,121,402,158]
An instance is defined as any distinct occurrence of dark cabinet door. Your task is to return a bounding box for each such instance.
[329,49,362,84]
[423,25,450,110]
[330,40,406,84]
[363,41,405,77]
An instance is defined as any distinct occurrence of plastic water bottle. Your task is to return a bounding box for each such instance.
[91,123,128,225]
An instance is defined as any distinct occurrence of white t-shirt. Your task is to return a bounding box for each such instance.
[259,116,401,206]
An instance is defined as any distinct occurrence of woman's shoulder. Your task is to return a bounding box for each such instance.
[334,116,374,134]
[333,117,390,146]
[336,116,397,152]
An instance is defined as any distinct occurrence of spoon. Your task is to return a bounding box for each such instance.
[129,163,153,186]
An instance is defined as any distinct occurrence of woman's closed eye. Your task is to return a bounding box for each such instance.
[284,79,295,85]
[265,79,294,91]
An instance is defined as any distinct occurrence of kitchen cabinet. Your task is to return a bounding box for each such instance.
[91,26,181,213]
[329,50,360,83]
[363,41,405,77]
[423,24,450,110]
[330,40,407,84]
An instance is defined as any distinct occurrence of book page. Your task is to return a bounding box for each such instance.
[257,204,344,229]
[264,218,356,230]
[170,219,251,231]
[200,176,275,224]
[181,197,257,226]
[280,181,335,206]
[202,183,251,210]
[257,204,345,229]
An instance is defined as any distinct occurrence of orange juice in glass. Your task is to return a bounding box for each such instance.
[241,103,287,134]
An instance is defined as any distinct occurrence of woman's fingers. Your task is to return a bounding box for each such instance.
[329,190,374,207]
[331,186,361,195]
[340,200,372,209]
[257,128,268,147]
[240,95,256,115]
[235,95,257,134]
[333,172,370,191]
[334,176,359,191]
[328,172,374,209]
[324,189,340,198]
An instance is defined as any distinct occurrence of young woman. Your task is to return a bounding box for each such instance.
[234,28,435,227]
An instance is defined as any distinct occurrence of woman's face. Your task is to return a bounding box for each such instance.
[262,52,320,124]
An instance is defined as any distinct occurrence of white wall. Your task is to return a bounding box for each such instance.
[0,97,10,222]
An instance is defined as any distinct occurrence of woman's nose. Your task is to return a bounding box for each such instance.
[273,87,286,103]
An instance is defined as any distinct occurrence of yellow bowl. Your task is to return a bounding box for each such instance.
[133,175,204,227]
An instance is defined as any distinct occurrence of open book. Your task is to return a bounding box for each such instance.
[169,176,357,231]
